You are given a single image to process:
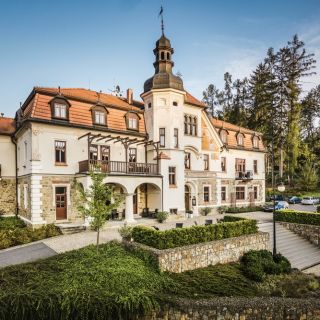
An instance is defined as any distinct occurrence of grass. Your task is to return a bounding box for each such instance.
[0,242,318,319]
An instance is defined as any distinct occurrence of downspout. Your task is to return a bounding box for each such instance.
[11,136,19,217]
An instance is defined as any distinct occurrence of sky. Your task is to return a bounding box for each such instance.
[1,0,320,117]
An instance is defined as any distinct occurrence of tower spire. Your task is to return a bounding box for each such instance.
[159,6,164,35]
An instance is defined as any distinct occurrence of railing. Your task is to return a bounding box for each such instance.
[79,160,159,175]
[235,170,253,180]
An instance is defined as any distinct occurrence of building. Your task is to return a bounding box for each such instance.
[0,32,265,226]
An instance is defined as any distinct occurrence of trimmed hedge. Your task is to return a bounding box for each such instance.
[0,224,61,250]
[225,206,264,213]
[275,210,320,226]
[132,217,258,249]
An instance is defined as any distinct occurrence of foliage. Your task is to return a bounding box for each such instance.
[156,211,168,223]
[77,171,123,251]
[167,263,258,298]
[0,224,61,250]
[118,224,133,240]
[200,207,212,216]
[224,206,264,213]
[217,206,227,214]
[0,216,26,230]
[0,242,171,320]
[297,158,318,191]
[275,209,320,226]
[241,250,291,282]
[131,218,258,249]
[317,205,320,213]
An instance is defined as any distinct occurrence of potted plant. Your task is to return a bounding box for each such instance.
[118,224,133,241]
[200,207,212,216]
[186,210,193,218]
[156,211,169,223]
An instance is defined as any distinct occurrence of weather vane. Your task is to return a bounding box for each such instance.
[159,6,164,35]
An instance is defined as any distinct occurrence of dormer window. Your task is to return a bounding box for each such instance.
[92,105,108,126]
[126,112,139,131]
[220,130,227,144]
[50,97,70,120]
[253,136,259,149]
[237,133,244,146]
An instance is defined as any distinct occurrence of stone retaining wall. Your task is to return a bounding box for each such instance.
[125,232,269,273]
[0,178,16,215]
[140,297,320,320]
[280,222,320,247]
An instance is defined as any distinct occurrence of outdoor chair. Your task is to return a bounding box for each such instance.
[176,223,183,228]
[205,219,213,225]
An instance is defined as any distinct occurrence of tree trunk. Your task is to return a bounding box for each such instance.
[96,227,100,253]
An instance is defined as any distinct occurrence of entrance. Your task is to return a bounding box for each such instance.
[185,185,190,211]
[56,187,67,220]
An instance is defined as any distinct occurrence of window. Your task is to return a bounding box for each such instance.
[93,110,106,125]
[253,160,258,174]
[129,148,137,162]
[254,186,258,200]
[101,146,110,161]
[161,52,165,60]
[203,154,209,170]
[55,141,66,164]
[221,157,226,172]
[24,141,27,163]
[203,186,210,202]
[170,208,178,214]
[174,128,179,148]
[237,133,244,146]
[23,185,28,209]
[17,185,21,206]
[220,130,227,144]
[221,186,226,201]
[54,103,67,119]
[159,128,166,147]
[173,101,178,106]
[235,159,246,172]
[184,114,198,136]
[148,102,152,108]
[126,113,139,130]
[167,52,170,60]
[169,167,176,186]
[184,152,191,169]
[253,136,259,149]
[236,186,245,200]
[89,145,98,161]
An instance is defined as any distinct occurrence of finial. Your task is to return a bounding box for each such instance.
[58,86,61,94]
[159,6,164,35]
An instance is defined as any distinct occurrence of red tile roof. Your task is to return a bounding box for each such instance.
[185,92,206,107]
[0,117,15,135]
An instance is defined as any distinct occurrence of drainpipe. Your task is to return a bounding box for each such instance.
[11,136,19,217]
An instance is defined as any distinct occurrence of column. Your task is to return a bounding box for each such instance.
[125,193,136,223]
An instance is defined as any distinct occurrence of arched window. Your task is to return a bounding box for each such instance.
[92,105,108,126]
[220,130,227,144]
[125,112,140,131]
[253,136,259,149]
[184,114,198,136]
[161,52,165,60]
[237,133,244,146]
[167,52,170,60]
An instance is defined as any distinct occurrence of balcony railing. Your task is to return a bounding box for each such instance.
[79,160,159,176]
[235,170,253,180]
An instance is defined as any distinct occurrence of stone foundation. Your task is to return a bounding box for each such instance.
[0,178,16,215]
[280,222,320,247]
[125,232,270,273]
[140,297,320,320]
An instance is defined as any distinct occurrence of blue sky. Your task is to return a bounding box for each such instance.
[1,0,320,117]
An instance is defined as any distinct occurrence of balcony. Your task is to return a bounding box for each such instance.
[79,160,159,176]
[235,170,253,180]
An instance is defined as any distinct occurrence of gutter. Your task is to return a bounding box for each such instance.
[11,136,19,217]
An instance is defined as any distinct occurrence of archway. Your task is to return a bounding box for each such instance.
[105,183,127,219]
[134,183,161,216]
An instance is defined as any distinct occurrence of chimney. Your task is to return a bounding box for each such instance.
[127,88,133,104]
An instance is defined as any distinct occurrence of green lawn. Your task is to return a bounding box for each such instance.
[0,242,318,320]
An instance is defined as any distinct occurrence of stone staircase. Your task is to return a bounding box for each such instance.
[259,222,320,270]
[55,223,86,235]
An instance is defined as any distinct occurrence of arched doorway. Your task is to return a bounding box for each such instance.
[105,183,126,219]
[185,185,190,211]
[134,183,161,216]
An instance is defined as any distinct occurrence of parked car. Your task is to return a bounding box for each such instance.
[301,196,319,205]
[266,195,285,202]
[288,196,302,204]
[263,201,289,212]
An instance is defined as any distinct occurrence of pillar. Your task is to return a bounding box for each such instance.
[125,193,136,223]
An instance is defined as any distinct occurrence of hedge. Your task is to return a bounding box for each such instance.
[275,210,320,226]
[131,217,258,249]
[225,206,263,213]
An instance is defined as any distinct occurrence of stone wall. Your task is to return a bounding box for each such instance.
[125,232,269,273]
[0,178,16,215]
[280,221,320,247]
[140,297,320,320]
[17,176,31,220]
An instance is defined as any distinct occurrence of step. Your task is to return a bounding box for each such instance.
[55,223,86,235]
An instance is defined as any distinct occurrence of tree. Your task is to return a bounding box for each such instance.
[297,158,318,191]
[77,171,123,252]
[202,84,221,117]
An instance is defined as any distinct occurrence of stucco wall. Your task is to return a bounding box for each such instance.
[125,231,270,273]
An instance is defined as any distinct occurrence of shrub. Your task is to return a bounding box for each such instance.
[217,206,227,214]
[200,207,212,216]
[224,206,263,213]
[275,210,320,226]
[132,218,258,249]
[0,217,26,230]
[317,205,320,213]
[119,224,133,240]
[156,211,168,223]
[241,250,291,282]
